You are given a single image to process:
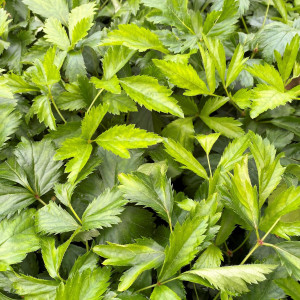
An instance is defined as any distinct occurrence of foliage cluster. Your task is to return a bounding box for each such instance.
[0,0,300,299]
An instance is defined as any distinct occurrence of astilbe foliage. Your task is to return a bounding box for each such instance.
[0,0,299,299]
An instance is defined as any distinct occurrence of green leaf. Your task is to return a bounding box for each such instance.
[12,274,59,299]
[158,216,207,281]
[226,44,248,87]
[100,24,168,53]
[55,137,93,183]
[95,124,162,159]
[22,0,69,25]
[82,187,127,231]
[120,75,184,118]
[44,17,70,51]
[55,267,110,300]
[196,133,220,155]
[0,138,63,197]
[222,156,259,230]
[150,285,180,300]
[90,75,121,94]
[118,163,174,223]
[217,134,249,172]
[249,132,285,206]
[273,0,288,23]
[0,209,40,265]
[260,186,300,236]
[102,46,136,80]
[152,59,209,95]
[275,277,300,300]
[250,84,296,118]
[41,230,79,280]
[162,117,195,151]
[267,242,300,280]
[204,37,226,84]
[201,116,244,139]
[0,100,22,149]
[64,50,86,82]
[275,34,300,83]
[93,238,164,291]
[246,63,284,91]
[200,97,229,116]
[36,201,80,234]
[28,95,56,130]
[102,91,137,115]
[68,2,96,47]
[4,73,39,93]
[81,104,108,140]
[180,264,276,293]
[163,138,208,179]
[193,244,223,269]
[199,43,216,93]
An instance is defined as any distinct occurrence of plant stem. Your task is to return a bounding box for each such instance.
[207,153,212,178]
[232,231,251,253]
[241,16,249,33]
[260,217,281,242]
[213,292,220,300]
[69,205,82,224]
[86,241,90,252]
[136,283,158,293]
[240,242,260,265]
[36,196,47,206]
[262,0,271,28]
[87,88,104,113]
[48,87,67,123]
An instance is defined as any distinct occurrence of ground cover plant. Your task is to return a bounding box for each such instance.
[0,0,300,299]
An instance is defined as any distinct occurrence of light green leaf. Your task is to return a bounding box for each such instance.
[226,44,248,87]
[68,2,96,47]
[201,116,244,139]
[0,209,40,265]
[215,209,236,246]
[267,242,300,280]
[150,285,180,300]
[196,133,220,155]
[22,0,69,25]
[120,75,184,118]
[82,187,127,231]
[217,134,249,172]
[44,17,70,51]
[222,156,259,230]
[193,244,223,269]
[260,186,300,236]
[55,137,93,183]
[163,138,208,180]
[36,201,80,234]
[90,75,121,94]
[102,91,137,115]
[180,264,276,293]
[204,37,226,84]
[162,117,195,151]
[100,24,168,53]
[250,84,296,118]
[95,124,162,159]
[94,238,164,291]
[102,46,136,80]
[81,104,108,140]
[158,216,207,281]
[12,274,59,299]
[0,8,11,36]
[199,43,216,93]
[55,267,110,300]
[246,63,284,91]
[275,34,300,84]
[249,132,285,206]
[273,0,288,23]
[4,73,39,93]
[153,59,209,95]
[200,97,229,116]
[118,163,173,223]
[29,95,56,130]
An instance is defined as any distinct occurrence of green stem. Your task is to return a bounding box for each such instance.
[86,88,104,113]
[232,231,251,253]
[48,87,67,123]
[207,153,212,178]
[260,217,281,242]
[86,241,90,252]
[224,86,243,114]
[241,16,249,34]
[213,292,220,300]
[200,0,210,13]
[262,0,271,28]
[69,205,82,224]
[240,242,260,265]
[100,0,109,10]
[36,197,47,206]
[193,282,200,300]
[136,283,158,293]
